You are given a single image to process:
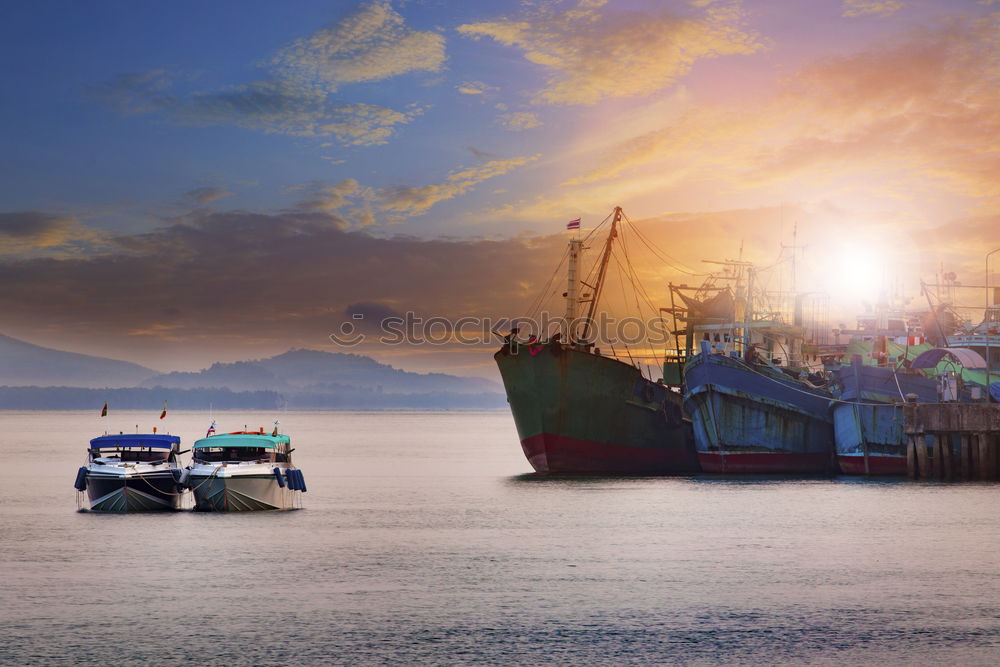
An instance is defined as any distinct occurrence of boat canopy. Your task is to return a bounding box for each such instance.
[910,347,987,370]
[89,434,180,449]
[193,433,289,449]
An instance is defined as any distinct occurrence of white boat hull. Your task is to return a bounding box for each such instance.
[188,464,301,511]
[85,468,183,512]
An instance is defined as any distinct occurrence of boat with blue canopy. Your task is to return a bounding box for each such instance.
[74,433,185,511]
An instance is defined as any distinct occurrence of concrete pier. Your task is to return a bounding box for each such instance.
[903,402,1000,481]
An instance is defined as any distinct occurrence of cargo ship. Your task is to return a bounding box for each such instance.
[673,260,836,474]
[495,207,699,474]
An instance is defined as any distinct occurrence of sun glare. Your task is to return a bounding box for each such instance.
[820,245,888,306]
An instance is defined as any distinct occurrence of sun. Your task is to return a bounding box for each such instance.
[817,244,889,307]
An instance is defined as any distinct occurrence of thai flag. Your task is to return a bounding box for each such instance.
[566,218,581,230]
[206,420,216,437]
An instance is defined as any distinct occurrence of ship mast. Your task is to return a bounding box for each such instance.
[579,207,621,343]
[564,237,583,341]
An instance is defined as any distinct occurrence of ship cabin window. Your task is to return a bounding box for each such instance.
[195,446,274,463]
[92,447,170,462]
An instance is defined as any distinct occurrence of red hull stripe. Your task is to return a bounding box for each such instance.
[697,452,831,474]
[521,432,697,474]
[837,455,906,476]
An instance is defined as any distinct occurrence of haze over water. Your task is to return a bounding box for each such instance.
[3,410,1000,664]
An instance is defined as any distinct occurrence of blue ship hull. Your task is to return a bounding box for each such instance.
[683,351,835,474]
[831,363,939,476]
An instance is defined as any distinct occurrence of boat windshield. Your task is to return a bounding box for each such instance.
[194,446,274,463]
[91,447,171,463]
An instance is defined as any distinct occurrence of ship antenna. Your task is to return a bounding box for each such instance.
[580,206,622,343]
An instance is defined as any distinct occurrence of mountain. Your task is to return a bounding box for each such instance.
[0,335,505,409]
[142,349,501,395]
[0,333,154,388]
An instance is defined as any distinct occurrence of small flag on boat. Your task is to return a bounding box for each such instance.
[160,401,167,420]
[206,420,216,437]
[272,420,279,437]
[100,401,108,417]
[566,218,581,230]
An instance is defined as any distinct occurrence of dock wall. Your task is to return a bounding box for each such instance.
[903,402,1000,481]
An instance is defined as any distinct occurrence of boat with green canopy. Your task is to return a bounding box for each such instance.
[185,425,306,511]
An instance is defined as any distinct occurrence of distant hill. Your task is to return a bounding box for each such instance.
[0,385,505,410]
[0,385,280,410]
[0,335,505,410]
[142,349,501,395]
[0,333,154,388]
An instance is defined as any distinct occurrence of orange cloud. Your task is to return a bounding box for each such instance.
[842,0,906,18]
[290,155,540,224]
[497,112,542,131]
[557,12,1000,215]
[0,212,101,256]
[457,0,762,105]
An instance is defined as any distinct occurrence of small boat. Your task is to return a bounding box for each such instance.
[74,434,185,511]
[186,428,305,511]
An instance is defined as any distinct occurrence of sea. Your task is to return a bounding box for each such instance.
[3,410,1000,665]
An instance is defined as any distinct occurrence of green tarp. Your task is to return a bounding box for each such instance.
[193,433,289,449]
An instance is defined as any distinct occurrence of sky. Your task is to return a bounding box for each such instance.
[1,0,999,378]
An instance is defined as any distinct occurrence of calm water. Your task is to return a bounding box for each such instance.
[2,410,1000,665]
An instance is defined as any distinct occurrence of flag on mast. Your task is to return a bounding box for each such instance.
[159,401,167,419]
[206,420,216,437]
[100,401,108,417]
[272,420,280,437]
[566,218,581,230]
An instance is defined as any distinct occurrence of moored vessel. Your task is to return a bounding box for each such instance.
[75,434,185,511]
[497,341,694,474]
[495,207,699,474]
[830,347,988,475]
[186,427,305,511]
[684,341,835,474]
[674,260,836,474]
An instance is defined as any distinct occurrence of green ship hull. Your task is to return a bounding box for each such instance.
[495,342,699,474]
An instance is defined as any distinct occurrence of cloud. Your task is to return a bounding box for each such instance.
[375,155,540,219]
[842,0,906,18]
[270,1,445,91]
[0,210,569,354]
[94,74,418,145]
[86,70,174,113]
[457,0,762,105]
[457,80,496,95]
[497,111,542,131]
[92,3,439,146]
[185,186,234,205]
[0,212,98,254]
[289,155,539,224]
[293,178,366,228]
[559,12,1000,211]
[467,146,497,160]
[0,201,959,360]
[2,200,988,374]
[344,301,405,333]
